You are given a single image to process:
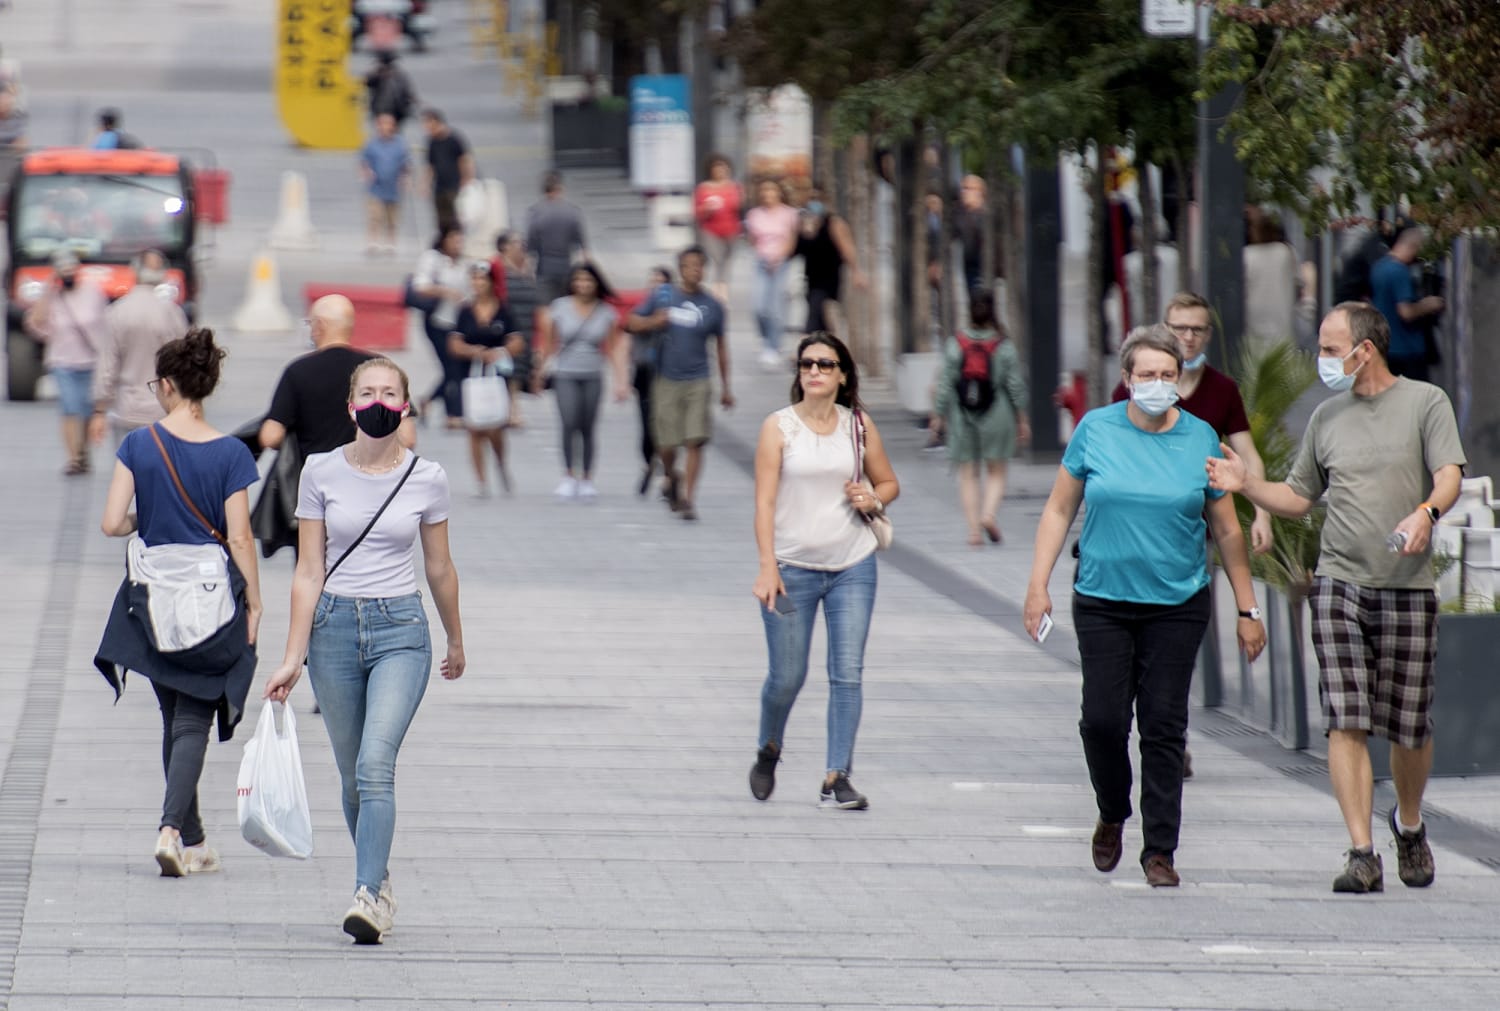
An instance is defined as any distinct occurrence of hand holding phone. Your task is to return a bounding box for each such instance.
[1034,612,1054,644]
[773,593,796,616]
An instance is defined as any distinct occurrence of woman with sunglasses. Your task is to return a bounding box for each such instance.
[96,327,263,878]
[748,333,899,810]
[264,357,465,944]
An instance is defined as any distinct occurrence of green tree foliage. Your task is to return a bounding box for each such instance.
[1204,1,1500,237]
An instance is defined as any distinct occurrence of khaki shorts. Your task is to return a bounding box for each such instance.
[653,377,712,449]
[366,197,398,234]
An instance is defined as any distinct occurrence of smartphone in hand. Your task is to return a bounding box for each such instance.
[773,593,796,616]
[1034,613,1054,644]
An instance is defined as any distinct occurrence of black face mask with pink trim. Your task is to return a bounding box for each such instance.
[353,401,405,439]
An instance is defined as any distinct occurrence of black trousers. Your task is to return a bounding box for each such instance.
[1073,588,1210,863]
[152,681,216,847]
[424,316,463,419]
[633,362,656,466]
[805,287,839,334]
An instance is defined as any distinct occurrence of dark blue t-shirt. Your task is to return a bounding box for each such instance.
[1370,255,1423,359]
[119,424,260,547]
[633,285,725,381]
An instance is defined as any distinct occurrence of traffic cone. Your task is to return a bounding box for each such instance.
[231,251,295,333]
[268,170,319,250]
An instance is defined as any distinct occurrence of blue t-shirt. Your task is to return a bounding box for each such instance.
[634,285,725,381]
[119,425,260,547]
[361,135,410,204]
[1062,402,1225,605]
[1370,255,1423,360]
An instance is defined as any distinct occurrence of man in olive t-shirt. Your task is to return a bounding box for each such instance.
[1207,302,1464,896]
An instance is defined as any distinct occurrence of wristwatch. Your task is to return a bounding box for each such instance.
[1238,606,1262,621]
[1421,501,1440,523]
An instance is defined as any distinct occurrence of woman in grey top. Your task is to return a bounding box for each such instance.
[535,263,629,501]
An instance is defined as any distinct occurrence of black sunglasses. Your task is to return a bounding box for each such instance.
[797,357,840,374]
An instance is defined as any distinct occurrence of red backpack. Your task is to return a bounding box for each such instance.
[955,331,1001,413]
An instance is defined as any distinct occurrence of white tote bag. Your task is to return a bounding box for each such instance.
[237,701,314,859]
[126,538,235,652]
[462,359,510,431]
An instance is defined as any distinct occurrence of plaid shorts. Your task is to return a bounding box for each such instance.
[1309,576,1438,750]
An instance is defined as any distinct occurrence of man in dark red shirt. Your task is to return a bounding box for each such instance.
[1112,292,1273,555]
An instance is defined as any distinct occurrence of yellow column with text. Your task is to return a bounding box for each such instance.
[275,0,363,150]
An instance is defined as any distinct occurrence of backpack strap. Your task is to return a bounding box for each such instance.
[149,424,227,547]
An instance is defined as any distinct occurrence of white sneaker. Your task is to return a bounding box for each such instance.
[553,476,578,500]
[577,479,598,502]
[154,835,186,878]
[759,348,782,369]
[182,843,221,875]
[342,886,392,944]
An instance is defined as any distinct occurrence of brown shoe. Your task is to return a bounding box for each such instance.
[1144,854,1180,887]
[1091,820,1123,872]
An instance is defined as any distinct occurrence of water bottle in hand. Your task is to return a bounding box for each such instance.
[1386,531,1408,553]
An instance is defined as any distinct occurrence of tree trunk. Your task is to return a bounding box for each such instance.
[1139,160,1160,329]
[910,124,932,352]
[936,141,955,337]
[1172,153,1192,292]
[988,155,1022,353]
[1087,148,1107,407]
[846,134,880,375]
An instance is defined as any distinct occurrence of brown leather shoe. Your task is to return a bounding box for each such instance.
[1091,820,1123,872]
[1144,854,1180,887]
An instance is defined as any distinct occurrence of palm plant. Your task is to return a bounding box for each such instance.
[1231,340,1326,605]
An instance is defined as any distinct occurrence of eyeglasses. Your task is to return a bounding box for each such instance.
[798,358,840,374]
[1129,372,1179,384]
[1166,323,1211,338]
[146,379,161,395]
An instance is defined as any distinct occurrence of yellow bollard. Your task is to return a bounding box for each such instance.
[274,0,363,150]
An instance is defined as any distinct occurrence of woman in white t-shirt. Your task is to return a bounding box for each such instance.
[748,333,899,811]
[264,358,465,945]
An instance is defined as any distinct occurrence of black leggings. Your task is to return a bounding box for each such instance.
[633,362,655,466]
[554,375,603,474]
[424,316,463,419]
[152,681,216,847]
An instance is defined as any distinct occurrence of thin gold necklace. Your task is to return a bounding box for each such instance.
[352,447,403,474]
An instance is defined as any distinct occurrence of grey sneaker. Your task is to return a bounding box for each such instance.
[378,876,398,929]
[749,743,779,801]
[819,772,869,811]
[343,886,392,944]
[1387,808,1435,887]
[154,836,186,878]
[1332,849,1384,893]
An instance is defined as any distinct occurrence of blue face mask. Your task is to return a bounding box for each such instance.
[806,201,826,217]
[1318,346,1364,392]
[1130,379,1179,417]
[1182,352,1207,371]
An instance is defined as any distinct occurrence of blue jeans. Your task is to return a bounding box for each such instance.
[306,591,432,894]
[758,554,877,774]
[753,258,791,352]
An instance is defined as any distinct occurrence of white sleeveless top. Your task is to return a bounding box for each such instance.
[772,405,877,571]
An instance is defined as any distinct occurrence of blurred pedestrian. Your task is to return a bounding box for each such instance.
[1242,209,1298,356]
[90,250,189,447]
[411,227,470,428]
[264,358,464,944]
[0,83,26,149]
[421,109,474,232]
[493,230,539,427]
[626,265,672,495]
[23,249,107,475]
[95,327,263,879]
[693,154,742,303]
[360,113,410,256]
[625,246,733,521]
[795,183,867,338]
[364,51,415,128]
[1208,302,1464,895]
[954,174,988,295]
[744,179,798,368]
[91,108,140,150]
[748,332,899,811]
[1024,325,1265,887]
[929,291,1029,546]
[448,262,524,496]
[525,171,589,305]
[257,293,418,551]
[535,263,628,502]
[1371,225,1445,382]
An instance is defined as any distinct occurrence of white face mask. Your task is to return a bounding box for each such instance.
[1131,378,1179,416]
[1318,345,1364,392]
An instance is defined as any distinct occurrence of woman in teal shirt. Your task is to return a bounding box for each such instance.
[1023,325,1266,888]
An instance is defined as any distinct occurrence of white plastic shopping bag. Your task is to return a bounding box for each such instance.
[237,701,314,858]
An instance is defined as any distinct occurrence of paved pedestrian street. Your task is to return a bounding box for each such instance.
[3,3,1500,1009]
